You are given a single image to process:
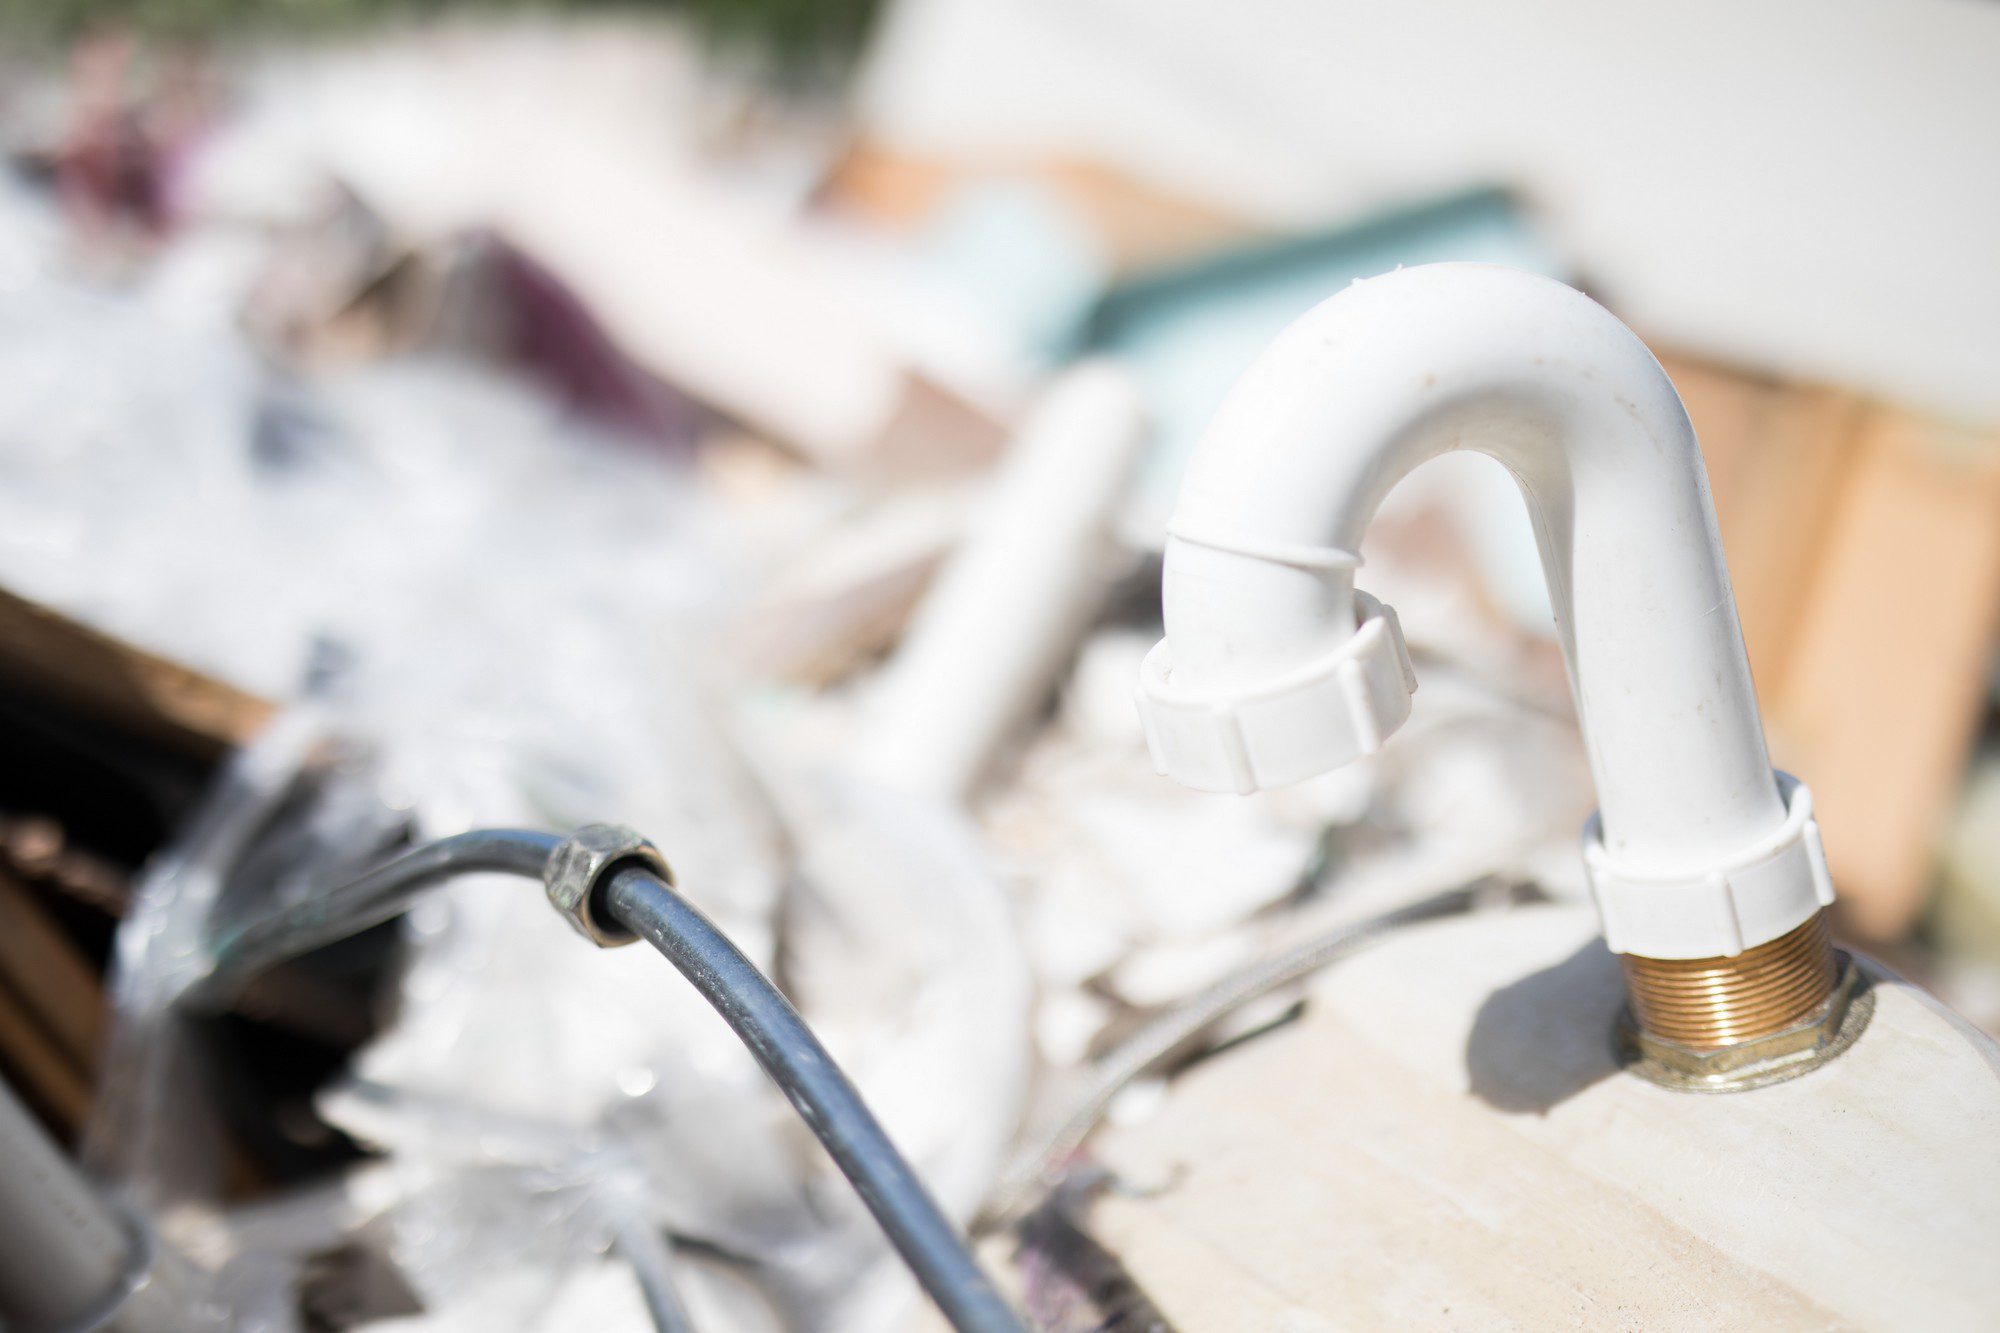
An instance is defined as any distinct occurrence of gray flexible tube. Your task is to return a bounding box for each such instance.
[605,1207,696,1333]
[184,830,1020,1333]
[602,866,1021,1333]
[188,829,562,1011]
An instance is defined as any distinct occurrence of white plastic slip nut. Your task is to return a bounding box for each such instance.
[1583,772,1836,959]
[1138,591,1417,794]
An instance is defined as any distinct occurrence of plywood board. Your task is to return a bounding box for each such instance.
[0,871,103,1076]
[1659,353,1861,691]
[0,585,271,760]
[1764,412,2000,940]
[1085,906,2000,1330]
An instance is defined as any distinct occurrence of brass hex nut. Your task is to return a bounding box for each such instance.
[543,824,668,948]
[1616,953,1874,1093]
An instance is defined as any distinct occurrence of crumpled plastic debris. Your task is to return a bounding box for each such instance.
[0,185,1027,1330]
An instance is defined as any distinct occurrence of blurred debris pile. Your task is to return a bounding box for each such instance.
[0,4,1995,1331]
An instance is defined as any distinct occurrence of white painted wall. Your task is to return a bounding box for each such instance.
[861,0,2000,424]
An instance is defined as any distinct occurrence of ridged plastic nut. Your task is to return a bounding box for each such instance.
[1583,772,1836,959]
[544,824,668,947]
[1137,591,1417,794]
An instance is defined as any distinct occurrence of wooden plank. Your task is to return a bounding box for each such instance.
[823,141,1253,272]
[1660,352,1771,514]
[1086,906,2000,1330]
[1710,385,1861,693]
[1650,354,1995,940]
[0,977,90,1138]
[0,585,271,761]
[1659,353,1862,693]
[1766,410,2000,940]
[0,871,105,1075]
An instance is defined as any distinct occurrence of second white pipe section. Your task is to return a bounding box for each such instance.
[1139,264,1832,958]
[854,362,1147,800]
[0,1075,189,1332]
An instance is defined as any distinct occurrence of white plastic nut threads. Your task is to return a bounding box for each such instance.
[1585,772,1836,960]
[1136,262,1834,960]
[1138,590,1415,794]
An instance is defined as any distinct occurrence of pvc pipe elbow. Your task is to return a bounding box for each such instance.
[1136,263,1834,959]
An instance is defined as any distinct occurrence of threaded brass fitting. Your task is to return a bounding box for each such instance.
[1621,911,1839,1049]
[1616,909,1872,1091]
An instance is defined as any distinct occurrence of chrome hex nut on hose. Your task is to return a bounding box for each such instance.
[544,824,667,947]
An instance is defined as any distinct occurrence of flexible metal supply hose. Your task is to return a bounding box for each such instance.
[190,829,563,1010]
[601,865,1019,1333]
[192,829,1021,1333]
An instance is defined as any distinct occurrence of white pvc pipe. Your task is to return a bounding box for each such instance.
[1141,264,1831,958]
[0,1076,170,1331]
[854,362,1147,800]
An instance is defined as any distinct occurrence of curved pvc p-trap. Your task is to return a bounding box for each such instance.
[1138,264,1834,961]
